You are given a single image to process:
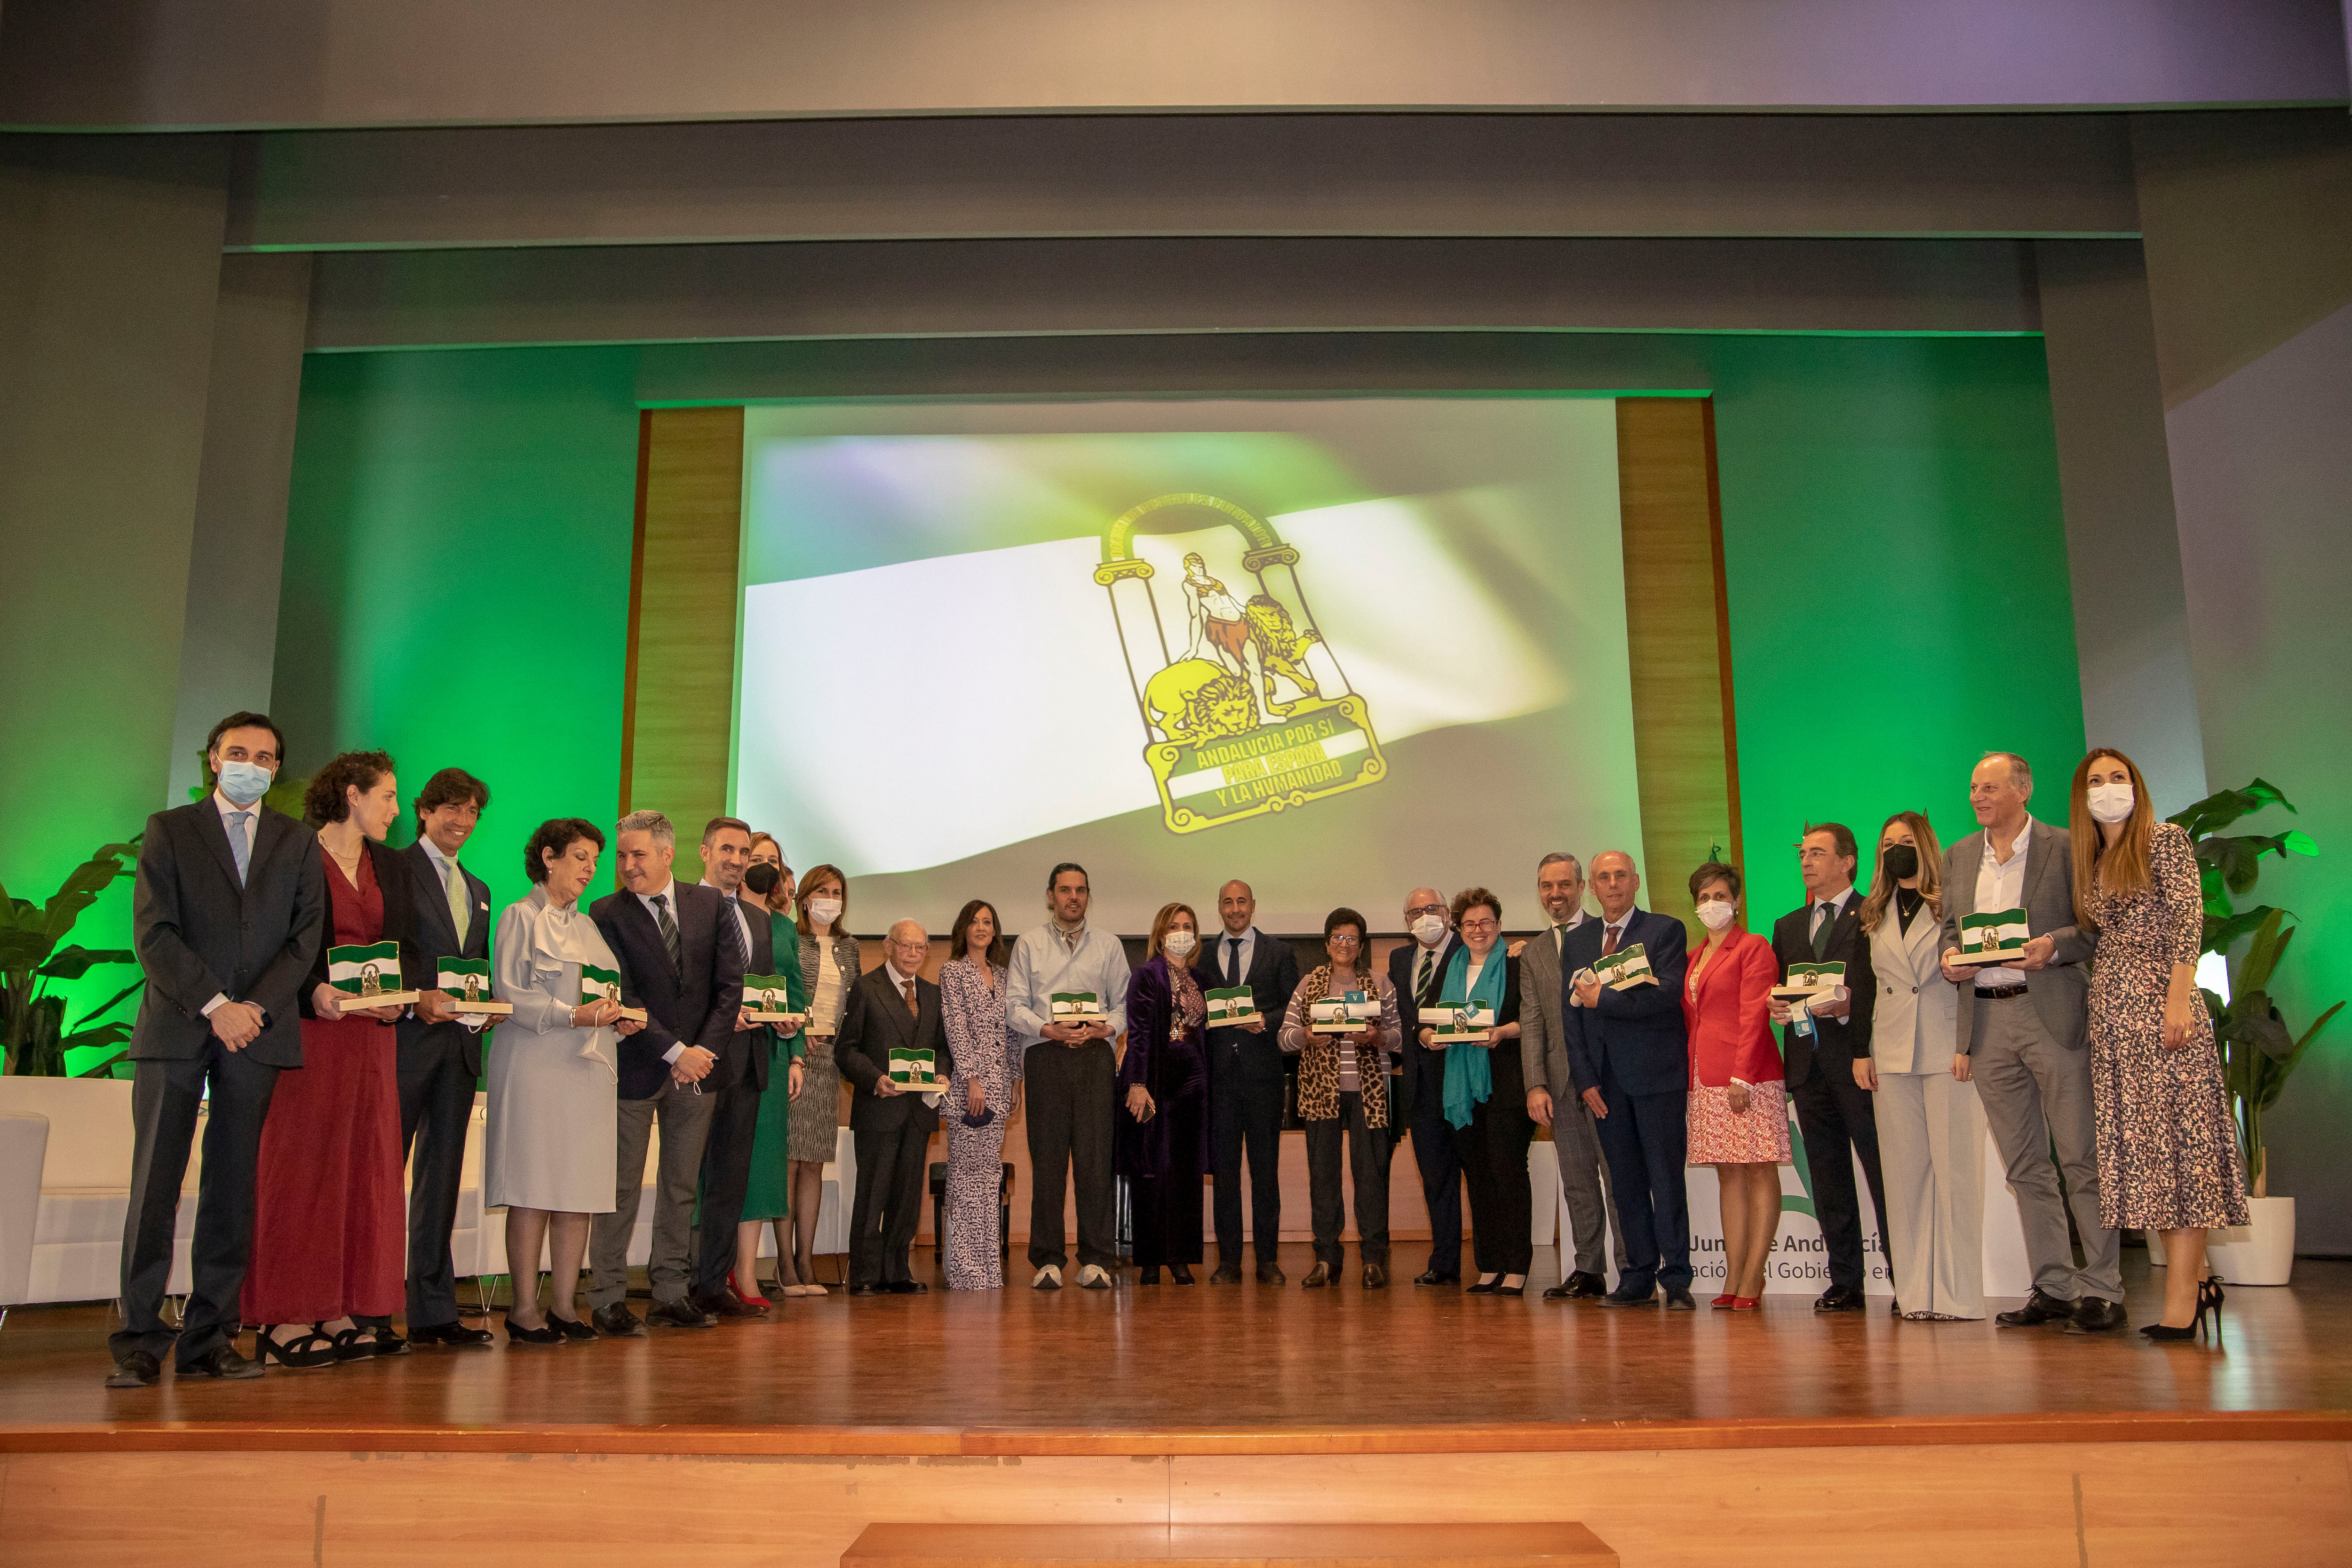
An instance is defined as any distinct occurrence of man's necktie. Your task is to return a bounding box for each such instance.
[1602,923,1621,957]
[227,812,252,885]
[444,858,470,946]
[652,893,681,972]
[902,977,918,1018]
[1413,947,1433,1003]
[1812,902,1835,960]
[1226,936,1243,988]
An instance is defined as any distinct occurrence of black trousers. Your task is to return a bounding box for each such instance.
[849,1121,930,1286]
[691,1075,766,1299]
[1408,1096,1463,1277]
[111,1044,280,1368]
[1025,1040,1117,1270]
[1129,1091,1207,1268]
[1210,1060,1284,1264]
[394,1032,477,1328]
[1592,1074,1692,1293]
[1304,1092,1392,1267]
[1457,1092,1534,1276]
[1789,1050,1894,1292]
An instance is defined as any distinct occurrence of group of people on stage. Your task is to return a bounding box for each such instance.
[104,711,2248,1387]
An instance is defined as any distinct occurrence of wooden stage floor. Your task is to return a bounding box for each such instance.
[4,1244,2348,1447]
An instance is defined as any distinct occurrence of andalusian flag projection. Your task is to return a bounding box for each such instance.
[732,399,1645,934]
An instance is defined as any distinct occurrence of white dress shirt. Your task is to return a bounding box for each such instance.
[1212,925,1259,989]
[1973,820,2033,988]
[1806,885,1855,944]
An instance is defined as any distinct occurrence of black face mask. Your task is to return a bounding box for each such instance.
[744,862,782,898]
[1882,844,1920,881]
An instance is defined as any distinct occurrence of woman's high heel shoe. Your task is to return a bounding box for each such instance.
[1138,1266,1161,1285]
[504,1316,564,1346]
[254,1326,339,1370]
[328,1323,377,1362]
[547,1312,597,1343]
[1169,1264,1195,1285]
[2141,1277,2225,1344]
[1711,1294,1737,1308]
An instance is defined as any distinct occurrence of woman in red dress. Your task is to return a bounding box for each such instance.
[243,751,417,1368]
[1680,860,1790,1309]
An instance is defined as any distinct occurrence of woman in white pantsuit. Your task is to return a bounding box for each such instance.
[1857,811,1988,1321]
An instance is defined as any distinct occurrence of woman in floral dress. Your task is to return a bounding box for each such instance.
[939,899,1016,1288]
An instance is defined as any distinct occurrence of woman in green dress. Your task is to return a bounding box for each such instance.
[730,833,808,1305]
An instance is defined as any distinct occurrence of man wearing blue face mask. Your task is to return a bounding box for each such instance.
[108,711,327,1388]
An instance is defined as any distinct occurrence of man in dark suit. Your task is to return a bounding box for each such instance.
[1389,886,1465,1284]
[1193,879,1301,1283]
[108,712,326,1387]
[1767,822,1889,1313]
[389,767,497,1348]
[586,809,745,1334]
[836,919,954,1294]
[688,814,787,1317]
[1562,850,1696,1309]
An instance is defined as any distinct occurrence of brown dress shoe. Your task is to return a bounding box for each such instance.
[1208,1262,1243,1284]
[1301,1262,1333,1288]
[1362,1263,1388,1289]
[1255,1261,1287,1285]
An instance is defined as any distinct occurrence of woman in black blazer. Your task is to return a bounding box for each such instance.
[1415,887,1530,1294]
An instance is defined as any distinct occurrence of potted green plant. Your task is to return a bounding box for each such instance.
[0,837,145,1077]
[2169,780,2343,1285]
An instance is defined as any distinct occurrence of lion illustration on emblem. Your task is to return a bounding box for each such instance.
[1144,660,1257,744]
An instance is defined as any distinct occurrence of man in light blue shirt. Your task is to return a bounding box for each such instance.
[1007,862,1131,1290]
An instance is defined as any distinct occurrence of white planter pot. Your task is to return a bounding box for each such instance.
[2204,1195,2296,1286]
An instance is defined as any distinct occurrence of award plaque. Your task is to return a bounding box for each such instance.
[1050,990,1108,1025]
[327,941,420,1008]
[1419,1001,1495,1043]
[743,973,805,1026]
[577,962,649,1023]
[1950,907,2030,966]
[1310,992,1381,1035]
[889,1046,947,1095]
[1771,960,1846,1004]
[1594,943,1657,989]
[437,957,513,1017]
[1203,986,1260,1027]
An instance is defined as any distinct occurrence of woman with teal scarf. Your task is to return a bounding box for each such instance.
[731,836,809,1305]
[1414,887,1531,1295]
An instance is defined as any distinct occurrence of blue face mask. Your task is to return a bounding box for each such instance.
[216,760,274,806]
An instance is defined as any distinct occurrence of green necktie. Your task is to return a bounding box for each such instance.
[443,856,469,947]
[1812,901,1834,960]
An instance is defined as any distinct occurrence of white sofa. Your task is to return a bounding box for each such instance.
[0,1077,199,1305]
[0,1109,50,1320]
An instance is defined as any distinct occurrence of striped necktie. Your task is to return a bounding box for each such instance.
[652,892,681,972]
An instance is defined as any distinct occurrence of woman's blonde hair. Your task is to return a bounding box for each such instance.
[1859,811,1945,933]
[1146,901,1199,961]
[2070,747,2154,927]
[795,863,849,938]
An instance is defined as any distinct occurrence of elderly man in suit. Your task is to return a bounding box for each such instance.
[389,767,497,1348]
[1766,823,1887,1313]
[1518,852,1627,1300]
[1389,886,1463,1285]
[1194,879,1301,1284]
[586,810,746,1334]
[837,919,954,1294]
[109,712,326,1387]
[1939,751,2118,1333]
[1562,851,1696,1310]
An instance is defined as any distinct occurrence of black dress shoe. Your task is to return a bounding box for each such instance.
[846,1284,877,1297]
[409,1321,496,1348]
[1209,1262,1243,1284]
[2064,1295,2129,1334]
[504,1317,564,1346]
[1412,1270,1460,1287]
[1169,1264,1195,1285]
[1301,1262,1333,1289]
[180,1344,263,1379]
[694,1288,764,1319]
[1255,1261,1287,1285]
[1994,1289,2075,1328]
[1565,1271,1609,1298]
[548,1313,597,1342]
[1662,1286,1697,1311]
[105,1350,162,1388]
[592,1303,646,1337]
[1814,1285,1867,1313]
[1138,1266,1161,1285]
[1464,1276,1501,1295]
[884,1280,927,1295]
[644,1297,716,1329]
[1598,1283,1659,1307]
[1362,1263,1387,1289]
[359,1324,410,1356]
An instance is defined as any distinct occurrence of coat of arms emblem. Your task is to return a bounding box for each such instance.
[1092,493,1385,835]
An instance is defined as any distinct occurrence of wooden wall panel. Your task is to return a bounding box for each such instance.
[621,404,745,882]
[1616,398,1740,939]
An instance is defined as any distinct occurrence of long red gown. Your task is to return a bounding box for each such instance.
[240,847,407,1326]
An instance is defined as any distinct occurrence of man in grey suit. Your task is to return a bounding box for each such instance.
[109,712,326,1386]
[1518,852,1627,1299]
[1939,750,2122,1334]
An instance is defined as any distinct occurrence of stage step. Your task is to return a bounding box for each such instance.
[842,1524,1616,1568]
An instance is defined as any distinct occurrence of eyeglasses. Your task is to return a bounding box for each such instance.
[1327,934,1363,947]
[1405,903,1445,918]
[1458,918,1500,933]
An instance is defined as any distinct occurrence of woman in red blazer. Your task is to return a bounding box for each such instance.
[1682,861,1791,1308]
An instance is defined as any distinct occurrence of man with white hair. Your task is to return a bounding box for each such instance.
[836,919,953,1294]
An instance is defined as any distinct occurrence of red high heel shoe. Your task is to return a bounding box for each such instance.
[1729,1296,1761,1310]
[1710,1294,1737,1308]
[731,1272,772,1309]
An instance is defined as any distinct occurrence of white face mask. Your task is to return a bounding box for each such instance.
[2087,781,2136,825]
[805,896,842,926]
[1161,929,1197,960]
[1411,913,1448,946]
[1695,899,1737,932]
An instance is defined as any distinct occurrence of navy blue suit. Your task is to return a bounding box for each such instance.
[1194,930,1301,1267]
[1388,933,1464,1278]
[1562,909,1692,1295]
[392,840,493,1330]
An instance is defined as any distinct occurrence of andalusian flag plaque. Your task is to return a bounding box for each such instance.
[1772,961,1845,1003]
[1203,986,1259,1027]
[438,956,512,1017]
[1311,992,1381,1035]
[576,962,648,1022]
[1952,908,2031,966]
[743,974,804,1026]
[888,1044,947,1096]
[1049,990,1108,1025]
[1594,943,1656,990]
[1420,1000,1495,1043]
[327,942,419,1008]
